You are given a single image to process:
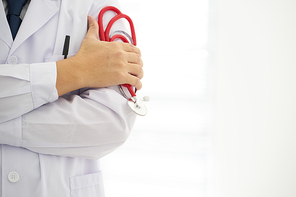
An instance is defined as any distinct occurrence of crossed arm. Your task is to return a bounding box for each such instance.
[0,15,144,160]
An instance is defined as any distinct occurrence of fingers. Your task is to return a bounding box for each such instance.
[121,43,142,56]
[86,15,99,40]
[127,75,142,90]
[124,50,144,80]
[127,63,144,79]
[127,52,143,66]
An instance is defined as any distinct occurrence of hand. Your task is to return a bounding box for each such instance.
[74,15,144,89]
[56,16,144,96]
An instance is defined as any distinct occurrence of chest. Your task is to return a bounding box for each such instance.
[0,0,93,64]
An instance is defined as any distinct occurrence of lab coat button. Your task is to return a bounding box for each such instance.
[8,171,20,183]
[9,56,18,64]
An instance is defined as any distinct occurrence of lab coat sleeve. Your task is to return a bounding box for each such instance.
[0,85,136,160]
[20,86,137,160]
[0,62,58,123]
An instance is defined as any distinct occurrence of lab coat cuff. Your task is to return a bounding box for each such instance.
[30,62,58,109]
[0,117,23,147]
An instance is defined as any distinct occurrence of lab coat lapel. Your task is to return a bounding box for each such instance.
[9,0,59,55]
[0,2,13,48]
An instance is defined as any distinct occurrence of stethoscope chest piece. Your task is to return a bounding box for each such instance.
[128,99,148,116]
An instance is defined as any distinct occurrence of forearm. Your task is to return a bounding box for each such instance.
[55,57,84,96]
[0,86,136,159]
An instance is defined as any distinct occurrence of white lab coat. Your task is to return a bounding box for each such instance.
[0,0,136,196]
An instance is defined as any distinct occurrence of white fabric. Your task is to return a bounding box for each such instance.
[0,0,136,196]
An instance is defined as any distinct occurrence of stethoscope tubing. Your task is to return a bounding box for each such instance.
[98,6,137,100]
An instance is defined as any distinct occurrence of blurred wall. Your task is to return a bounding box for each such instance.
[213,0,296,196]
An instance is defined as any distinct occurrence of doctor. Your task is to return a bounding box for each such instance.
[0,0,143,196]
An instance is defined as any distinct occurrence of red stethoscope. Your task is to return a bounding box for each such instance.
[98,6,149,116]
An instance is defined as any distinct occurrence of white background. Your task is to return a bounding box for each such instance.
[213,0,296,197]
[101,0,212,197]
[102,0,296,197]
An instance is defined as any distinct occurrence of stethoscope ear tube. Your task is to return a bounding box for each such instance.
[105,14,136,45]
[98,6,122,42]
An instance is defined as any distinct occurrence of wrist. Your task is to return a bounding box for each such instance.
[56,57,84,96]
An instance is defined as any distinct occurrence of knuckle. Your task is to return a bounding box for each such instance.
[125,43,133,51]
[134,46,141,56]
[137,64,143,74]
[112,42,121,49]
[115,50,125,59]
[136,54,142,64]
[131,45,136,52]
[116,71,126,82]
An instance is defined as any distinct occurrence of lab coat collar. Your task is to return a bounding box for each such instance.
[8,0,59,56]
[0,1,13,48]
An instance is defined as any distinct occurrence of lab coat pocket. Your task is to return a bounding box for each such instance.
[70,172,105,197]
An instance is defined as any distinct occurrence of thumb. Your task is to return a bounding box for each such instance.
[86,15,99,40]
